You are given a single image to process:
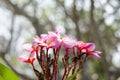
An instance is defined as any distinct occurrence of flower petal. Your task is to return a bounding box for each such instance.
[94,51,102,54]
[92,52,101,58]
[22,44,33,52]
[63,41,75,48]
[29,52,35,57]
[18,55,28,62]
[18,54,35,64]
[33,36,41,43]
[86,43,95,51]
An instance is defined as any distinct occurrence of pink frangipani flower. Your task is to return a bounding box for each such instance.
[22,44,33,52]
[18,53,35,64]
[62,36,75,49]
[76,41,86,51]
[84,43,102,58]
[18,29,102,80]
[34,34,61,48]
[60,36,75,57]
[44,36,61,48]
[23,43,39,53]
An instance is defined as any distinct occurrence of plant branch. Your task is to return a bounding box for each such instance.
[1,0,46,35]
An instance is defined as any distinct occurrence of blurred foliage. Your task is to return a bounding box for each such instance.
[0,63,19,80]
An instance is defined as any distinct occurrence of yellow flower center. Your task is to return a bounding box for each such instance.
[47,41,51,46]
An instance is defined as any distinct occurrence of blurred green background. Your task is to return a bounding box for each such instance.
[0,0,120,80]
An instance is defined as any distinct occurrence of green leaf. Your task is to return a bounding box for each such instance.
[0,63,19,80]
[66,71,80,80]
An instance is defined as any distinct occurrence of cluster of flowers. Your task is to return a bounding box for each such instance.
[19,29,101,80]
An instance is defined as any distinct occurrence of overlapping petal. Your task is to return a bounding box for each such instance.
[62,36,75,49]
[85,43,95,51]
[22,44,33,52]
[18,53,35,64]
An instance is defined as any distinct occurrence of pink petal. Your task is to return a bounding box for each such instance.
[63,41,75,48]
[55,28,61,35]
[34,38,45,44]
[94,51,102,54]
[18,55,28,62]
[38,41,47,47]
[77,41,86,47]
[29,52,35,57]
[22,44,33,52]
[33,37,41,43]
[86,43,95,51]
[81,49,86,53]
[48,32,57,37]
[62,36,75,48]
[40,34,48,40]
[92,52,101,58]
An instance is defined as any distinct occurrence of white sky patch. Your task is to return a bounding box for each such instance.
[0,8,11,40]
[104,4,114,14]
[99,0,107,5]
[0,8,11,28]
[112,44,120,68]
[104,15,115,25]
[83,0,90,11]
[115,30,120,38]
[110,0,119,7]
[37,0,55,8]
[0,27,10,40]
[112,52,120,68]
[64,0,73,8]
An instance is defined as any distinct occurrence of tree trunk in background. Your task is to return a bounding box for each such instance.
[89,0,108,79]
